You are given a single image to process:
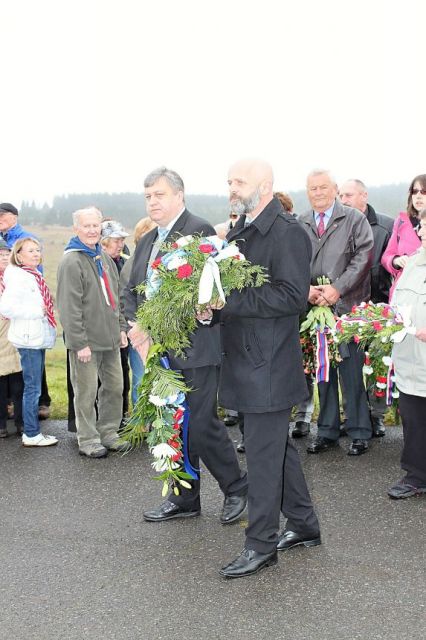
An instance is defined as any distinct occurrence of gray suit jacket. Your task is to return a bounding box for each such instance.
[298,200,374,314]
[122,208,221,370]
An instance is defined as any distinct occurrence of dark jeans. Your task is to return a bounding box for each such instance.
[18,348,45,437]
[0,372,23,429]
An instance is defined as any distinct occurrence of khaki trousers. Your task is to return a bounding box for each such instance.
[69,349,123,447]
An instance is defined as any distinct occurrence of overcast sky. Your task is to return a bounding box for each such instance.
[1,0,425,206]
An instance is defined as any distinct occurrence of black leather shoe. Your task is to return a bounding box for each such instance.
[347,439,369,456]
[277,529,321,551]
[236,438,245,453]
[307,436,338,454]
[143,500,201,522]
[292,421,310,438]
[387,478,426,499]
[220,493,247,524]
[219,548,278,579]
[371,417,386,438]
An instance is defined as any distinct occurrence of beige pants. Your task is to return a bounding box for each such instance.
[69,349,123,447]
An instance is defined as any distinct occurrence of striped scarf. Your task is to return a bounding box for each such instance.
[20,265,56,327]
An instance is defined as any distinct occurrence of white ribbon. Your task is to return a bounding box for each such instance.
[391,304,416,343]
[198,257,226,305]
[197,245,244,305]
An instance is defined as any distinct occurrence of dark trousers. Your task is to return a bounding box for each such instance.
[244,409,319,554]
[0,372,23,429]
[399,392,426,486]
[170,366,247,510]
[120,346,130,416]
[317,341,372,441]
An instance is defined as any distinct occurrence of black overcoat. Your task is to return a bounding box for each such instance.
[218,197,312,413]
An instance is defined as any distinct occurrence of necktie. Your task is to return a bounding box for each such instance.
[147,228,169,278]
[317,212,325,237]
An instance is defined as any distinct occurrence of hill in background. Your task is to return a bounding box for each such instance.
[19,182,409,229]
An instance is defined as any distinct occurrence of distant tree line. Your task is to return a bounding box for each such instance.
[19,182,410,229]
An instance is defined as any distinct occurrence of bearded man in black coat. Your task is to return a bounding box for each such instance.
[218,159,320,579]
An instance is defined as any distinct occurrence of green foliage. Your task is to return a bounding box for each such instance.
[135,235,268,357]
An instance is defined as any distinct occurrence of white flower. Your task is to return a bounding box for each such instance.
[166,393,178,404]
[392,390,400,398]
[376,382,387,389]
[151,458,168,472]
[206,235,225,252]
[381,336,388,343]
[167,256,188,270]
[363,366,374,375]
[151,443,176,459]
[175,235,193,247]
[149,394,167,406]
[382,356,392,367]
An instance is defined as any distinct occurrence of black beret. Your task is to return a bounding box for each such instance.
[0,203,18,215]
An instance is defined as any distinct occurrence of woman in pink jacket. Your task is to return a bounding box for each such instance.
[381,174,426,300]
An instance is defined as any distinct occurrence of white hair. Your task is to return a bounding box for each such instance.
[306,169,337,185]
[72,207,103,226]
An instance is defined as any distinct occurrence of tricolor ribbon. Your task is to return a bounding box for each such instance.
[315,326,331,382]
[159,355,199,480]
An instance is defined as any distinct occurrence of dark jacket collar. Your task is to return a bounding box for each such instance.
[365,203,377,225]
[228,197,284,240]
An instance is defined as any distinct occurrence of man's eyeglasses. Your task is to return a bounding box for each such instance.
[411,188,426,196]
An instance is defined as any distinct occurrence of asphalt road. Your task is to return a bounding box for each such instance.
[0,420,425,640]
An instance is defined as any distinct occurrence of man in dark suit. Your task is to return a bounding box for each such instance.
[218,159,320,579]
[339,179,393,437]
[123,167,247,524]
[298,170,374,456]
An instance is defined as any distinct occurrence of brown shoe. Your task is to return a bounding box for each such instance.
[38,405,50,420]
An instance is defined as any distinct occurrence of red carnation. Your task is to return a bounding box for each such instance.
[233,255,241,260]
[176,264,193,279]
[199,244,214,253]
[171,242,178,249]
[375,390,385,398]
[171,452,182,462]
[354,335,361,343]
[373,321,383,331]
[173,423,180,431]
[151,257,162,269]
[170,440,180,449]
[173,408,184,421]
[382,307,391,318]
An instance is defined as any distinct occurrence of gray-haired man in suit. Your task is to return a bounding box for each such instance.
[123,167,247,525]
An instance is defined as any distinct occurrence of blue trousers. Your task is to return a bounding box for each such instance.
[17,348,45,437]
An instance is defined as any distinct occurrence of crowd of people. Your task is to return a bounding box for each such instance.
[1,162,425,578]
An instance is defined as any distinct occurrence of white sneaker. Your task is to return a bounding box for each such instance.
[22,433,58,447]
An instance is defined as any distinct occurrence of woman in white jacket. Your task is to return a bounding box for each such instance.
[0,238,57,447]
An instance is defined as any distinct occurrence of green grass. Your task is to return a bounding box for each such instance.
[45,340,68,419]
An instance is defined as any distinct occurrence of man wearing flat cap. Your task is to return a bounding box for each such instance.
[0,203,35,248]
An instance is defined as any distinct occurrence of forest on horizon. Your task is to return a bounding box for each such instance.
[18,182,410,229]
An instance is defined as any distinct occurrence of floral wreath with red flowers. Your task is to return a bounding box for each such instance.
[335,302,415,406]
[121,234,268,496]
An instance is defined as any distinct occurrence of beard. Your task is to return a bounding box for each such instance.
[230,188,261,215]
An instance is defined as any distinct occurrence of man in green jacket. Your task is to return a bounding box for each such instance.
[57,207,129,458]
